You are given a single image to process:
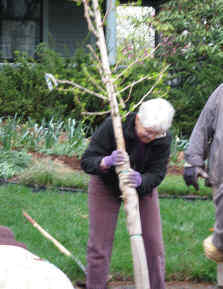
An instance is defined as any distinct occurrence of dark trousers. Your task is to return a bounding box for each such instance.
[86,176,166,289]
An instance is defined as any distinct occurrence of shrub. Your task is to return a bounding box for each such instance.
[0,45,78,122]
[147,0,223,136]
[0,42,172,132]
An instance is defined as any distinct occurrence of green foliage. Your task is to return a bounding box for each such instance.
[169,133,189,164]
[146,0,223,136]
[0,114,22,150]
[0,115,88,159]
[18,158,87,188]
[115,56,171,113]
[0,44,81,122]
[0,39,171,133]
[62,45,171,129]
[0,150,32,179]
[34,117,88,158]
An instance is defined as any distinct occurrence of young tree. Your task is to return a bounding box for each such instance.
[46,1,169,288]
[74,0,152,287]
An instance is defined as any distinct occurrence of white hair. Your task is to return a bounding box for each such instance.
[137,98,175,132]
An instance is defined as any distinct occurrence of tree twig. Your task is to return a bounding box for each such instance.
[81,110,110,116]
[102,0,112,25]
[116,76,151,97]
[127,66,169,114]
[113,45,160,83]
[83,0,98,37]
[58,79,107,101]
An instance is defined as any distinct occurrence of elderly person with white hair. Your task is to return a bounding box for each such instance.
[0,226,74,289]
[81,98,175,289]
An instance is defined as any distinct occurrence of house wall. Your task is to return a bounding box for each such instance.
[47,0,89,57]
[0,1,41,60]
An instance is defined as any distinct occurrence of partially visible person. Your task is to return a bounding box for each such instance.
[81,98,175,289]
[0,225,26,248]
[183,83,223,262]
[0,226,74,289]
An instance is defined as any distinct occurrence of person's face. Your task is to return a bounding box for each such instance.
[135,115,164,144]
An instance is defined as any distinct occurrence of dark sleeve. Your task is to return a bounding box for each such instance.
[137,134,172,196]
[80,117,116,175]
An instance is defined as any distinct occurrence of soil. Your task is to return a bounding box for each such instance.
[107,280,215,289]
[32,153,215,289]
[31,152,82,170]
[75,280,216,289]
[31,152,184,176]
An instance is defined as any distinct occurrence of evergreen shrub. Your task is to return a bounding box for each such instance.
[147,0,223,137]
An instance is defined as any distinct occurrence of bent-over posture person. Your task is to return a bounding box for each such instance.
[81,98,175,289]
[0,225,74,289]
[183,83,223,286]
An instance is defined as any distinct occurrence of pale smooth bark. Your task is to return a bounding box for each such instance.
[82,0,150,287]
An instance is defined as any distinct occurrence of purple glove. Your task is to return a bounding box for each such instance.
[120,169,142,188]
[103,150,127,168]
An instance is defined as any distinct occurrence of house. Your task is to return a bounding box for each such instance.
[0,0,169,62]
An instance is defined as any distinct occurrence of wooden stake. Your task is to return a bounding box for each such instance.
[22,210,86,275]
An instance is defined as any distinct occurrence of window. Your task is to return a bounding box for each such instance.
[0,0,42,61]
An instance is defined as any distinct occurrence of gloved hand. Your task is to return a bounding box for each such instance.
[119,169,142,188]
[103,150,128,168]
[183,166,208,190]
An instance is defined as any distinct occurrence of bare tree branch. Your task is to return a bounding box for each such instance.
[102,0,112,25]
[57,79,107,101]
[84,67,107,95]
[116,76,151,98]
[81,110,110,116]
[126,84,134,104]
[83,0,98,37]
[113,45,160,83]
[127,65,169,114]
[87,44,105,80]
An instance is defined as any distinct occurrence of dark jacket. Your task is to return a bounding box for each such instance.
[81,112,172,196]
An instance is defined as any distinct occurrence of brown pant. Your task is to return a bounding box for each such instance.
[86,176,166,289]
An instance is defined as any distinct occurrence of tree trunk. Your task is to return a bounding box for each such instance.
[90,0,150,288]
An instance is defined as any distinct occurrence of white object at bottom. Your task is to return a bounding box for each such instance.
[0,245,74,289]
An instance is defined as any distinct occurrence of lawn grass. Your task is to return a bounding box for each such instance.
[0,183,217,284]
[159,173,212,198]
